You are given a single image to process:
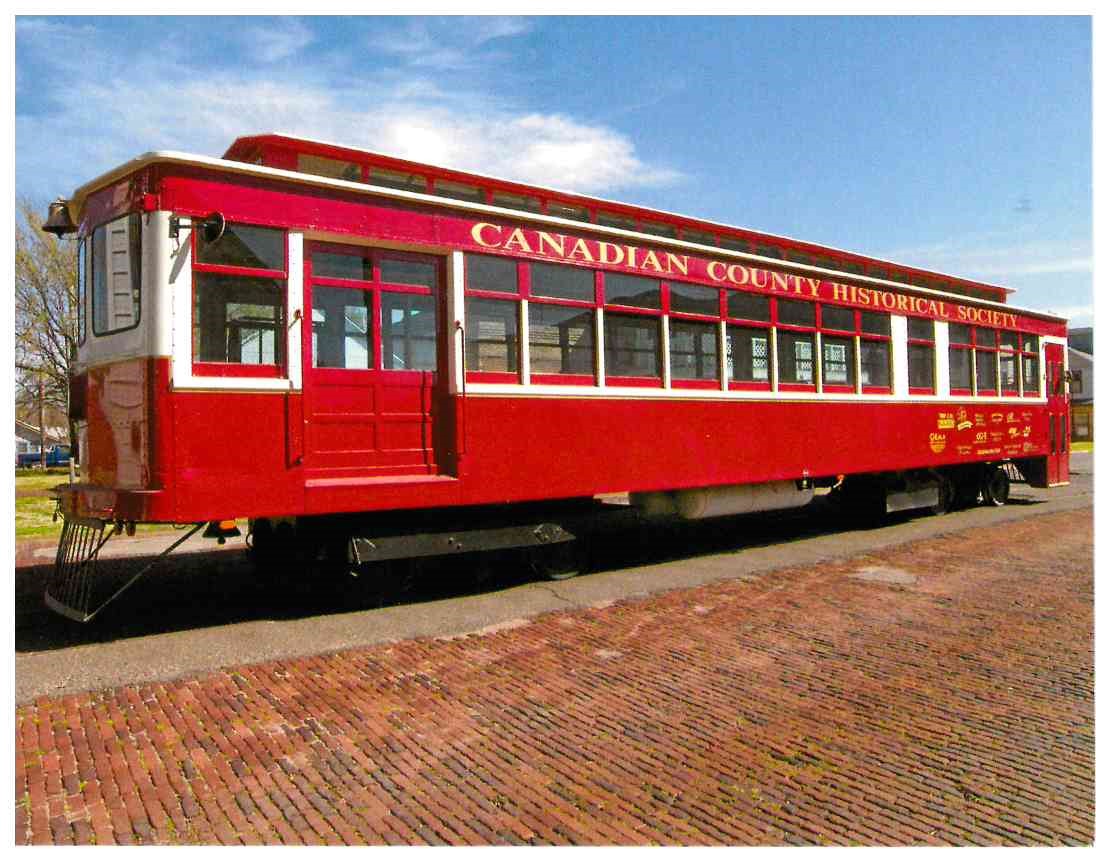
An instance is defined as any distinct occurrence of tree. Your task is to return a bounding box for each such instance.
[15,198,79,455]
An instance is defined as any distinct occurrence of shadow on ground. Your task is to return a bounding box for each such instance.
[15,492,1045,654]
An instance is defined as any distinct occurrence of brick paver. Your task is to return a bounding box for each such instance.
[16,509,1094,845]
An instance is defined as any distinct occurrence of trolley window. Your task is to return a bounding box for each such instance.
[434,179,485,203]
[670,282,719,317]
[726,325,771,384]
[382,293,436,371]
[311,287,370,369]
[76,238,87,345]
[492,191,542,213]
[948,323,974,394]
[605,313,660,378]
[1021,334,1039,395]
[529,304,594,377]
[727,291,772,323]
[91,213,141,336]
[465,298,518,374]
[193,222,286,375]
[670,320,718,381]
[194,275,285,369]
[531,263,594,302]
[974,327,998,395]
[598,212,637,232]
[682,229,717,247]
[822,336,853,386]
[368,167,427,193]
[546,201,590,222]
[312,250,371,281]
[860,339,891,389]
[778,331,816,386]
[907,317,936,393]
[604,272,661,310]
[466,255,518,294]
[998,331,1019,395]
[298,154,361,182]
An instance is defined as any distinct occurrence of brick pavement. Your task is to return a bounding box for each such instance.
[15,508,1094,845]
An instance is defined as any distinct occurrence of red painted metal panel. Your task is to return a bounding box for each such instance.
[61,162,1070,528]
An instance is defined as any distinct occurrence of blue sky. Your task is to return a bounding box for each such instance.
[14,15,1093,323]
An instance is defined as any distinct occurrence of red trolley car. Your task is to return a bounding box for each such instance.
[43,133,1071,621]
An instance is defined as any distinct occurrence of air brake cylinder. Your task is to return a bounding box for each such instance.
[629,481,815,520]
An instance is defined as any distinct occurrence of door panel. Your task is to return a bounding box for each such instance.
[1045,343,1070,484]
[303,243,449,477]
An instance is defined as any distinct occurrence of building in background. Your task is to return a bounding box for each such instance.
[15,421,67,462]
[1068,327,1093,442]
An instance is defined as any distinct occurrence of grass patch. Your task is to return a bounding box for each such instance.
[15,496,62,539]
[15,470,70,497]
[1072,441,1092,453]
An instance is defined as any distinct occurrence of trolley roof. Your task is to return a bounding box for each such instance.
[223,132,1016,304]
[63,134,1071,324]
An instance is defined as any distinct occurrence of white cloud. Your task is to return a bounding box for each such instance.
[366,16,532,70]
[245,18,315,63]
[16,18,679,201]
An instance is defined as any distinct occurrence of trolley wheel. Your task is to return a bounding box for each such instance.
[952,473,981,509]
[981,467,1010,507]
[528,540,585,581]
[932,477,955,515]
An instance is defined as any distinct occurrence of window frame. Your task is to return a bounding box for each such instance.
[858,311,892,394]
[304,243,440,379]
[997,331,1020,397]
[191,222,288,378]
[948,323,975,396]
[819,305,857,393]
[91,212,143,338]
[1020,334,1040,397]
[974,328,1000,397]
[906,317,936,395]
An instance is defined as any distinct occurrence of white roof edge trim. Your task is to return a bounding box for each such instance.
[69,150,1065,323]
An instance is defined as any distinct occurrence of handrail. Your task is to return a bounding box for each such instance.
[455,320,467,458]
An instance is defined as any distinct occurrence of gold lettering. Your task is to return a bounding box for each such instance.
[599,241,624,265]
[833,282,850,303]
[806,279,820,298]
[503,228,531,253]
[537,231,566,258]
[771,271,790,292]
[707,261,727,282]
[568,238,593,262]
[625,246,638,268]
[640,251,664,273]
[471,222,503,248]
[897,294,910,312]
[666,253,689,276]
[728,264,750,286]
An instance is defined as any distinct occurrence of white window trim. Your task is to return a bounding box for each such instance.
[171,223,303,391]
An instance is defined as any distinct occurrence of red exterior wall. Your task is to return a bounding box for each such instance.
[62,162,1067,525]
